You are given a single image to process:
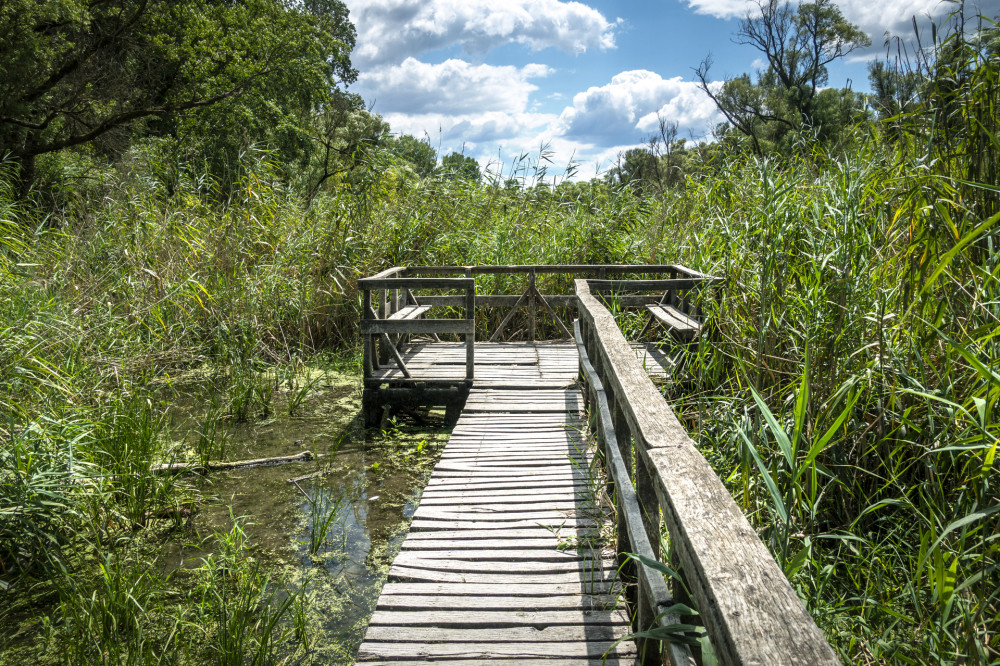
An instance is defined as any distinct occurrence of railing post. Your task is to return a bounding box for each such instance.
[362,289,373,378]
[528,268,536,341]
[634,437,661,666]
[465,268,475,382]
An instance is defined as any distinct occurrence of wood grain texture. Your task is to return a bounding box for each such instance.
[576,278,839,666]
[356,641,637,660]
[357,375,633,664]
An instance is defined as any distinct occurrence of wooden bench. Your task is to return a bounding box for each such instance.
[387,305,431,320]
[646,304,701,340]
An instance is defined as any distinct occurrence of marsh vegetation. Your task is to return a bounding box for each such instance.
[2,2,999,663]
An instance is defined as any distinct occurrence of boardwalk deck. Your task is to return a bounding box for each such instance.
[357,342,640,664]
[357,267,839,665]
[369,341,670,386]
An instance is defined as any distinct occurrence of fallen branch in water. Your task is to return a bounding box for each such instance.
[151,450,314,475]
[286,468,329,484]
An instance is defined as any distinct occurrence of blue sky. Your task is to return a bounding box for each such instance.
[344,0,998,178]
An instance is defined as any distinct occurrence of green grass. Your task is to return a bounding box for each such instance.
[2,17,998,662]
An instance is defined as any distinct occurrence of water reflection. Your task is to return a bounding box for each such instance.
[160,375,446,662]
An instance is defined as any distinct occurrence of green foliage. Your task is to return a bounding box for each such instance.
[0,0,357,189]
[440,151,482,182]
[1,9,999,663]
[388,134,437,179]
[698,0,870,153]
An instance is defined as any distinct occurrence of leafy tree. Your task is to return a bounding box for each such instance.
[607,148,660,193]
[0,0,357,189]
[388,134,436,178]
[440,152,481,182]
[697,0,870,152]
[302,91,390,200]
[867,60,924,118]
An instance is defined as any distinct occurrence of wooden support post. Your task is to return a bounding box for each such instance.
[636,447,660,560]
[465,271,475,382]
[528,268,536,342]
[362,289,373,378]
[377,289,390,365]
[389,288,399,349]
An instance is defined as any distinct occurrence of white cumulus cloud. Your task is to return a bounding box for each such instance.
[680,0,1000,53]
[356,58,553,115]
[556,70,723,146]
[346,0,619,67]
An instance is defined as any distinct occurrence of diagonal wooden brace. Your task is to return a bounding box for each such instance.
[532,285,573,339]
[487,287,532,342]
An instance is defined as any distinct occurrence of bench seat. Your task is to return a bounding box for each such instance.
[387,305,431,320]
[646,304,701,340]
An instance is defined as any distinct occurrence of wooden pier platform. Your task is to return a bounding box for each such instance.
[356,266,841,665]
[357,343,639,664]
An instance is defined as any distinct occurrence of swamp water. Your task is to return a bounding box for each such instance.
[1,368,449,665]
[166,372,449,663]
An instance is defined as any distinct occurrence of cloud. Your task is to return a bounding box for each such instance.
[555,70,723,146]
[356,58,553,115]
[356,62,723,178]
[680,0,1000,51]
[346,0,618,67]
[382,111,556,147]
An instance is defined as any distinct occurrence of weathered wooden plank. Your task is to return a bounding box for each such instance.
[362,625,630,643]
[399,538,592,550]
[425,474,588,485]
[386,304,431,320]
[646,304,701,339]
[435,455,587,465]
[415,503,588,516]
[397,548,592,561]
[356,641,636,660]
[357,276,475,290]
[420,484,590,494]
[423,476,587,486]
[437,454,586,463]
[576,278,838,665]
[429,461,587,471]
[368,608,629,627]
[418,493,588,505]
[374,593,618,609]
[360,660,634,666]
[364,266,406,281]
[391,556,615,575]
[402,524,595,537]
[378,581,618,597]
[441,444,585,452]
[412,508,594,522]
[440,445,586,454]
[410,518,598,532]
[389,566,616,585]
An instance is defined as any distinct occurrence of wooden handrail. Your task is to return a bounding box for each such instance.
[402,264,695,276]
[574,278,838,666]
[360,275,475,386]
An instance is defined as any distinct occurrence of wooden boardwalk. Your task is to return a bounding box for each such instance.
[368,341,669,386]
[357,266,841,665]
[357,343,641,664]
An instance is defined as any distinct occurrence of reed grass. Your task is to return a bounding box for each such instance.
[1,13,997,663]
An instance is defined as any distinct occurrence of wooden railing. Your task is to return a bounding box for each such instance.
[359,264,707,350]
[358,268,475,383]
[575,277,839,665]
